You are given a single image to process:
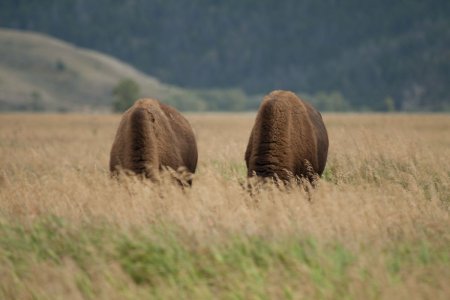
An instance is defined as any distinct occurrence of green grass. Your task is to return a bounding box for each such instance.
[210,160,247,181]
[1,216,448,299]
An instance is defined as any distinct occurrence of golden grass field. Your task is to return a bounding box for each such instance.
[0,113,449,299]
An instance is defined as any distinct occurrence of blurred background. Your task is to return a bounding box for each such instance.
[0,0,449,112]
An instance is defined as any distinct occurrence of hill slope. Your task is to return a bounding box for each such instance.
[0,28,191,112]
[1,0,448,111]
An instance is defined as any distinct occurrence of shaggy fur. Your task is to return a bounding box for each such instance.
[109,99,198,185]
[245,90,329,183]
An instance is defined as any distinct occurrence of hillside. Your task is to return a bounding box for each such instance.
[0,28,192,112]
[1,0,448,111]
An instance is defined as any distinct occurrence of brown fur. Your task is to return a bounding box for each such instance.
[245,90,329,183]
[109,99,198,185]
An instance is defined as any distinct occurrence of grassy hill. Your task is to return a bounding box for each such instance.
[1,1,448,111]
[0,28,194,112]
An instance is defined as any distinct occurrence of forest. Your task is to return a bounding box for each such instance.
[1,0,449,111]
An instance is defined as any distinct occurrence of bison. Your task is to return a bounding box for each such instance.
[245,90,328,184]
[109,98,198,185]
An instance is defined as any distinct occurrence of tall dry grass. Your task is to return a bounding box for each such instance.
[1,113,448,240]
[0,113,449,299]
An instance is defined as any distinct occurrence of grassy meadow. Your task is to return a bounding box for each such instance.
[0,113,449,299]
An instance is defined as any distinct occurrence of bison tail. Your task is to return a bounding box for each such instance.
[129,107,158,179]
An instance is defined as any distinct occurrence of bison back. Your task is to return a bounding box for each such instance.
[245,90,328,182]
[109,99,198,183]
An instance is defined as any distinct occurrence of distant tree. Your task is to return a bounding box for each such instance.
[30,91,45,112]
[308,91,351,112]
[55,59,66,71]
[112,79,140,112]
[384,96,395,112]
[193,88,247,111]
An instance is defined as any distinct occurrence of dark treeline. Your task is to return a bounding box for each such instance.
[1,0,449,111]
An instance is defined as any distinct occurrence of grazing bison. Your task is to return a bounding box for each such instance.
[245,90,328,184]
[109,98,198,185]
